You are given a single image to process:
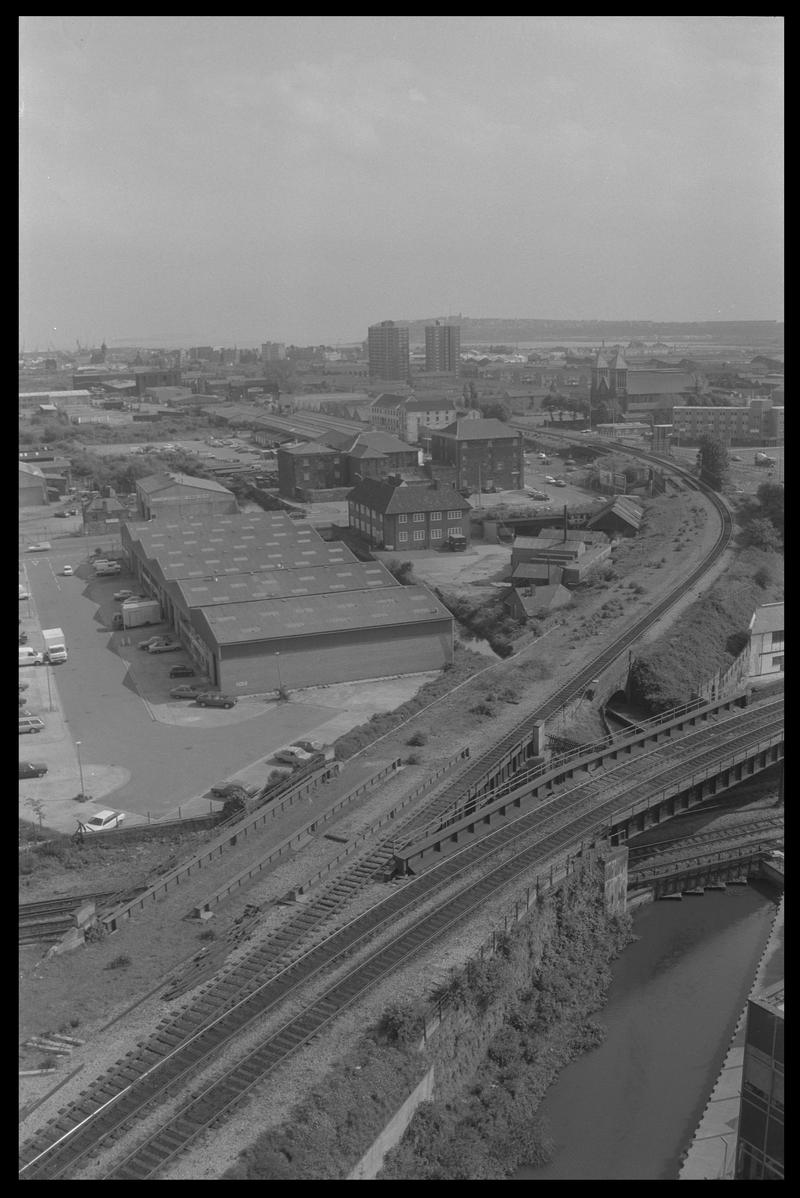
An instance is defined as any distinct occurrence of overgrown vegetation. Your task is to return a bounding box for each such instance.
[628,546,783,714]
[226,863,632,1180]
[332,645,486,760]
[434,590,523,658]
[738,482,784,552]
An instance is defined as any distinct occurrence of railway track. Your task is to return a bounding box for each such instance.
[18,460,744,1178]
[628,814,784,862]
[19,698,783,1179]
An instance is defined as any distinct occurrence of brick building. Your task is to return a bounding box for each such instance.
[429,417,524,491]
[347,478,471,551]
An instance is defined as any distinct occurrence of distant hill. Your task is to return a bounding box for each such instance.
[399,317,783,347]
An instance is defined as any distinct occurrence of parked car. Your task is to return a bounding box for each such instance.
[19,716,45,735]
[113,589,136,601]
[168,664,195,678]
[54,510,68,518]
[62,565,74,576]
[544,475,556,484]
[19,761,48,779]
[80,810,125,833]
[730,455,742,462]
[19,631,28,644]
[138,635,170,650]
[26,543,51,552]
[169,684,206,700]
[194,692,237,709]
[274,746,315,768]
[18,585,29,599]
[19,647,44,666]
[553,479,567,487]
[147,640,182,654]
[209,781,258,800]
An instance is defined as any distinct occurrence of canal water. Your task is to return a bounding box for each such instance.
[515,883,780,1180]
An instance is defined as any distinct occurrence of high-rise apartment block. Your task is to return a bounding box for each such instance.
[261,342,286,362]
[735,982,784,1180]
[368,321,410,382]
[425,321,461,373]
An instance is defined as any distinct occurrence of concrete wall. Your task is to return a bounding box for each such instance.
[348,1067,435,1180]
[217,620,453,695]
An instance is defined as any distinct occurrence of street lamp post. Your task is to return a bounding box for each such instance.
[75,740,85,797]
[275,651,283,695]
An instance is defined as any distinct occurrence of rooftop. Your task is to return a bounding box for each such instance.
[347,477,471,515]
[435,417,521,441]
[195,584,452,646]
[174,561,397,608]
[750,601,784,636]
[587,496,644,531]
[135,472,236,495]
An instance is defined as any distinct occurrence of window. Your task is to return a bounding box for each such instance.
[398,531,408,543]
[771,632,784,650]
[448,526,462,537]
[772,655,784,670]
[446,509,461,519]
[398,514,408,524]
[430,528,442,540]
[430,511,441,521]
[413,530,425,541]
[413,512,425,522]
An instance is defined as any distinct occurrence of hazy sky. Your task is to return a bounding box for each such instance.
[20,16,783,349]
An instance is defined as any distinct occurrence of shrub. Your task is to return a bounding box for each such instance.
[198,928,216,942]
[378,1001,424,1046]
[105,954,131,971]
[406,731,428,746]
[38,1056,57,1071]
[470,702,496,717]
[754,566,772,589]
[406,753,422,765]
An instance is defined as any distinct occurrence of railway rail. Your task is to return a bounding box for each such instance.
[627,814,784,862]
[19,457,743,1178]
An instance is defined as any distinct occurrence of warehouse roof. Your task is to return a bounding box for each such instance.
[19,461,47,479]
[318,429,413,455]
[279,441,339,457]
[587,496,643,531]
[435,417,520,440]
[404,397,458,412]
[136,472,235,495]
[511,562,564,583]
[348,477,471,514]
[749,602,784,635]
[174,561,397,608]
[370,394,406,410]
[625,370,699,395]
[195,584,451,646]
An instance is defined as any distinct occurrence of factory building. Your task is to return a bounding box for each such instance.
[120,512,454,694]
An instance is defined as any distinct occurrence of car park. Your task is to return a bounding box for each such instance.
[194,692,237,709]
[169,664,195,678]
[19,716,45,734]
[62,565,74,576]
[169,684,206,700]
[80,810,125,832]
[19,761,48,779]
[147,640,182,654]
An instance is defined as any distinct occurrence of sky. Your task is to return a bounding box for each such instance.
[19,16,783,349]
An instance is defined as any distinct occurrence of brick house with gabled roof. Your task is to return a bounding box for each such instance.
[347,477,471,550]
[429,417,524,492]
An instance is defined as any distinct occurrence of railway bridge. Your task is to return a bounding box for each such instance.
[391,691,784,877]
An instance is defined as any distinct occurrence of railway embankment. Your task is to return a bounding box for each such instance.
[226,853,633,1180]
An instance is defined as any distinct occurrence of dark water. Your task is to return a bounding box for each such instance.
[515,885,779,1180]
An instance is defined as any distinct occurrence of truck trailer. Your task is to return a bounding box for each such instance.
[42,627,67,664]
[121,599,162,629]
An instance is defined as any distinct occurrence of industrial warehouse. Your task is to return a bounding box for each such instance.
[119,512,454,694]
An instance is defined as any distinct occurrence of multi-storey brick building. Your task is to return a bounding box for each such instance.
[347,478,471,550]
[425,322,461,372]
[278,430,418,498]
[370,393,460,443]
[429,417,524,491]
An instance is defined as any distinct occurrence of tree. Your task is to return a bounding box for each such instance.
[755,482,784,534]
[478,399,511,422]
[743,517,782,552]
[697,436,729,490]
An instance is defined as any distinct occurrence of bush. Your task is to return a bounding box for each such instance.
[470,702,496,718]
[406,731,428,746]
[378,1001,424,1046]
[198,928,216,941]
[406,753,423,765]
[105,954,131,971]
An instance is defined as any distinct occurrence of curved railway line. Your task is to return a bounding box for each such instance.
[627,814,784,862]
[20,456,752,1179]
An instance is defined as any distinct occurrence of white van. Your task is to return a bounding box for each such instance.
[19,647,44,666]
